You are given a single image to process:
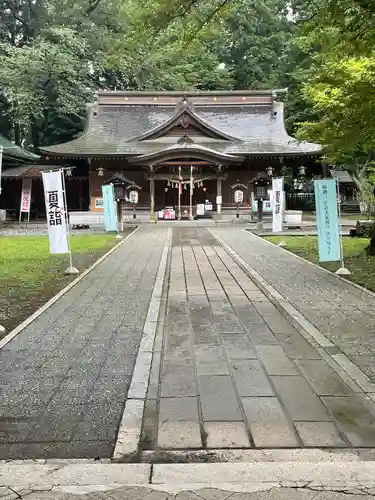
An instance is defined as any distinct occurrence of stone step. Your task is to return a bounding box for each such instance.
[2,460,375,494]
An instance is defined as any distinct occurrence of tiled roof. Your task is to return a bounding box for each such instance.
[1,164,55,178]
[40,91,321,158]
[0,135,40,162]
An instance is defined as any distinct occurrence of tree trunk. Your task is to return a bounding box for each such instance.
[367,221,375,256]
[368,235,375,256]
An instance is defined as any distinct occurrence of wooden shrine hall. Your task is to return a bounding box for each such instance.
[40,90,322,221]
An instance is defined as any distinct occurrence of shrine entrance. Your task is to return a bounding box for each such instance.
[145,161,226,221]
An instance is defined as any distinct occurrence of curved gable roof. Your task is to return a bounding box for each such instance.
[40,91,321,158]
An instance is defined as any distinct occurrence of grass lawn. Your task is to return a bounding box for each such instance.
[266,235,375,292]
[0,233,128,335]
[303,211,367,221]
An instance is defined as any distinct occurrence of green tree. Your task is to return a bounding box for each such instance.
[0,0,236,146]
[209,0,292,90]
[292,0,375,253]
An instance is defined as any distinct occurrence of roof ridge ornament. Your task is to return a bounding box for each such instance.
[177,133,194,145]
[175,96,195,114]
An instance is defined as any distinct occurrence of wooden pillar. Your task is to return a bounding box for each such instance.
[150,171,155,221]
[216,173,222,214]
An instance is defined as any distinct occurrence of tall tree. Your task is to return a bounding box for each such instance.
[293,0,375,252]
[209,0,292,90]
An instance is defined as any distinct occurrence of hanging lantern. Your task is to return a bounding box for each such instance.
[97,167,105,177]
[165,187,168,192]
[167,180,171,187]
[203,187,207,192]
[184,184,187,190]
[266,166,273,177]
[299,165,306,176]
[66,167,72,177]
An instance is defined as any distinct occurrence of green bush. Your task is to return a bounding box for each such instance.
[362,221,375,239]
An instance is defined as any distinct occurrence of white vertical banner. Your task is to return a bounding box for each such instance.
[272,177,284,233]
[42,170,69,254]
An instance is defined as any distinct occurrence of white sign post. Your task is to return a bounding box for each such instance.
[19,178,32,223]
[234,189,243,219]
[0,145,4,335]
[129,189,139,221]
[272,177,284,233]
[129,190,139,205]
[42,169,79,274]
[0,145,3,197]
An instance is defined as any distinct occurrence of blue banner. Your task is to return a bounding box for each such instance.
[102,184,117,232]
[314,179,341,262]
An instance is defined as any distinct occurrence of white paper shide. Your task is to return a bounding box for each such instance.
[42,170,69,254]
[272,177,284,233]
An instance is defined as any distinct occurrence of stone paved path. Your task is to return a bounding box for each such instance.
[0,227,169,460]
[141,228,375,452]
[211,229,375,381]
[2,226,375,461]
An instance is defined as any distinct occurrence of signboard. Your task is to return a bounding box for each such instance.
[234,190,244,204]
[42,170,69,254]
[272,177,284,233]
[314,179,341,262]
[20,179,32,214]
[204,202,213,211]
[102,184,117,232]
[216,195,222,205]
[196,204,205,216]
[129,190,139,205]
[95,198,104,209]
[252,194,272,213]
[163,208,176,220]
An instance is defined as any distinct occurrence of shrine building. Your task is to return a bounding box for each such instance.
[36,90,321,220]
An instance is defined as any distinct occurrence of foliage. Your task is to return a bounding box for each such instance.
[0,0,305,148]
[0,0,237,147]
[208,0,292,90]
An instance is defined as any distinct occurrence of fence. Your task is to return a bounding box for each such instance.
[286,193,315,211]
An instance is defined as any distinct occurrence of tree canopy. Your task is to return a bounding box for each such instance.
[0,0,298,148]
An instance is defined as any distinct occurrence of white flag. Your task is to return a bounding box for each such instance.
[272,177,284,233]
[42,170,69,254]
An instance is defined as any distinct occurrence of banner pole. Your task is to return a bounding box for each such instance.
[189,165,193,220]
[115,199,123,239]
[0,147,4,334]
[178,166,182,221]
[61,168,79,275]
[335,177,351,276]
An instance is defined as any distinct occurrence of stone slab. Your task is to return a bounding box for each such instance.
[242,397,299,448]
[204,422,250,448]
[256,346,298,376]
[275,334,321,360]
[161,359,197,398]
[0,463,151,486]
[194,346,229,376]
[159,398,199,422]
[294,422,347,447]
[295,360,354,397]
[322,396,375,447]
[157,421,202,449]
[151,461,375,484]
[221,335,257,360]
[231,360,275,397]
[199,375,243,421]
[271,376,332,422]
